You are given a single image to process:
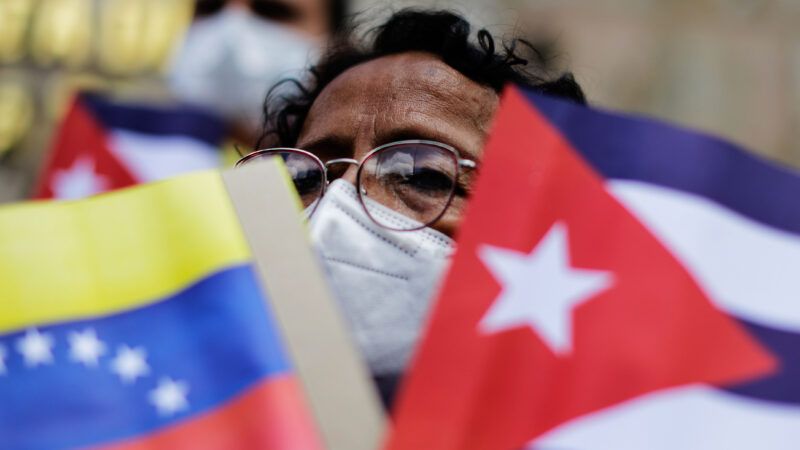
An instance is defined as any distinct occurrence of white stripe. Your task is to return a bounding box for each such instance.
[608,180,800,332]
[531,386,800,450]
[108,130,221,182]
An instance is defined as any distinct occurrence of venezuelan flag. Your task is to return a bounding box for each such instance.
[0,171,322,449]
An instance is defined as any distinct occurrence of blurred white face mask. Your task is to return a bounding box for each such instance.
[308,180,455,375]
[168,7,316,127]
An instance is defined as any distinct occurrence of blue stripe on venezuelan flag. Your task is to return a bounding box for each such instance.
[0,264,287,450]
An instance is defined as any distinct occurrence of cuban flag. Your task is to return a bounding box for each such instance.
[387,86,800,450]
[35,93,225,200]
[0,171,321,449]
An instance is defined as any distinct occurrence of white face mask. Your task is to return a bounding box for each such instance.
[168,7,316,128]
[308,180,455,375]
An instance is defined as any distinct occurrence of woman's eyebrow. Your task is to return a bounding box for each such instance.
[379,128,436,144]
[297,135,352,160]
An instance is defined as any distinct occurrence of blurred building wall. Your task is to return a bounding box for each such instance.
[0,0,193,203]
[349,0,516,29]
[357,0,800,168]
[517,0,800,167]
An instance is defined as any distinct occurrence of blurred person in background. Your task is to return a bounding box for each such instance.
[237,8,585,408]
[0,0,349,203]
[169,0,348,145]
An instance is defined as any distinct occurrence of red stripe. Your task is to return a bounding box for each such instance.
[97,375,323,450]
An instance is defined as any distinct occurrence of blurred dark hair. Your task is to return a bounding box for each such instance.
[328,0,348,34]
[256,9,586,149]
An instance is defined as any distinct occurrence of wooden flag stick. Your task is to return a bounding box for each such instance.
[222,159,385,450]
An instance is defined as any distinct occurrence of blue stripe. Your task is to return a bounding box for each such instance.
[81,93,225,147]
[522,89,800,236]
[723,319,800,407]
[0,264,290,450]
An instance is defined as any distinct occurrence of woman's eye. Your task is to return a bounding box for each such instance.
[292,170,323,195]
[400,168,454,194]
[294,178,320,194]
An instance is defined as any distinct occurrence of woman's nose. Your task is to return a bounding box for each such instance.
[339,165,358,184]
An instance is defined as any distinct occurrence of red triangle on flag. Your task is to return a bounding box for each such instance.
[386,87,777,450]
[35,96,137,199]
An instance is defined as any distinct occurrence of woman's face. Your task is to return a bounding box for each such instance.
[296,51,499,236]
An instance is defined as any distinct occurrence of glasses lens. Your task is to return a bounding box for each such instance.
[359,143,458,230]
[238,151,324,207]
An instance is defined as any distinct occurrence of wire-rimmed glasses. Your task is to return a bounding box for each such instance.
[235,140,477,231]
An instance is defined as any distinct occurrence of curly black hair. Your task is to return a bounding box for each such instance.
[255,9,586,150]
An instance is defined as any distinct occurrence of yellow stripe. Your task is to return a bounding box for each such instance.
[0,171,251,333]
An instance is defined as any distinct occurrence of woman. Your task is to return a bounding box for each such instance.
[237,8,585,407]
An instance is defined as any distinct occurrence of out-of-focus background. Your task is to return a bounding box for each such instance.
[1,0,799,203]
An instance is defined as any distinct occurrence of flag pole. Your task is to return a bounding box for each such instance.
[222,159,385,450]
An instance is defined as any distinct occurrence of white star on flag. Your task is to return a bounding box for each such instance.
[478,222,614,355]
[110,345,150,383]
[149,377,190,416]
[68,328,107,367]
[51,156,110,200]
[0,344,7,375]
[16,329,55,367]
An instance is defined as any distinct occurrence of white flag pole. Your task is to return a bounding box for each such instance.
[222,159,385,450]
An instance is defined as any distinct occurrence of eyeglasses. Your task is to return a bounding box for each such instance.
[235,140,478,231]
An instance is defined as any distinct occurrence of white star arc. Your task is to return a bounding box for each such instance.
[4,330,193,418]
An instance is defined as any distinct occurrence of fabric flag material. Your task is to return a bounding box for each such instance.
[35,93,225,200]
[387,85,800,449]
[0,171,322,449]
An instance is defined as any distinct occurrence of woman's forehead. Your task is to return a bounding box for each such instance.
[299,52,498,154]
[323,51,492,99]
